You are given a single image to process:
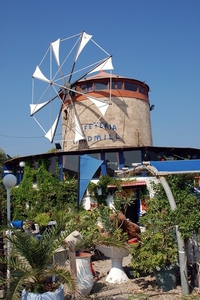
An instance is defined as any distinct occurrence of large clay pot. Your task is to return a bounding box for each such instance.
[96,245,129,283]
[154,265,178,291]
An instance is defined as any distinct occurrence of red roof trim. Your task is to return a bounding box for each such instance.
[107,180,146,188]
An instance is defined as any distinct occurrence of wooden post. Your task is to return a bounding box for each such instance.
[68,241,77,277]
[68,241,78,299]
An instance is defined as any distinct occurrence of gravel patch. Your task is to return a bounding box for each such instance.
[65,254,200,299]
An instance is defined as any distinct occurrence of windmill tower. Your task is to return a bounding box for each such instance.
[30,31,153,151]
[62,71,153,151]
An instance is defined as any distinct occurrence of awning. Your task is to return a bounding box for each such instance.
[78,154,103,204]
[108,180,146,188]
[150,159,200,174]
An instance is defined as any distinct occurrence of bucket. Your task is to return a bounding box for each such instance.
[11,220,23,230]
[154,265,178,291]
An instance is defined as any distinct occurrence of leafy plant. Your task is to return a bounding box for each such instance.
[113,187,137,214]
[87,175,117,205]
[34,212,50,228]
[93,205,129,248]
[0,225,77,299]
[57,205,129,250]
[130,174,200,277]
[130,195,178,276]
[167,175,200,239]
[9,161,78,221]
[65,208,100,251]
[0,148,7,176]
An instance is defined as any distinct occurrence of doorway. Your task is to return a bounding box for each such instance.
[125,188,140,224]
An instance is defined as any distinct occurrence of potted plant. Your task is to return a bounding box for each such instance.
[90,205,140,283]
[130,175,200,291]
[0,225,77,300]
[129,191,178,290]
[34,212,51,234]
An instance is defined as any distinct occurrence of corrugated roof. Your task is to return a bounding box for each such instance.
[78,70,126,82]
[107,180,146,188]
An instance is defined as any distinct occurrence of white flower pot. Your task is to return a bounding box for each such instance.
[76,252,94,296]
[21,284,64,300]
[96,245,129,283]
[0,289,5,299]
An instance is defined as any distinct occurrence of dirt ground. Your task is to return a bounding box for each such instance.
[65,253,200,300]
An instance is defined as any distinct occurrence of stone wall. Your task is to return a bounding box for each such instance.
[62,96,153,151]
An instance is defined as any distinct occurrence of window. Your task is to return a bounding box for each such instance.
[139,85,145,94]
[105,152,119,176]
[62,155,79,178]
[124,82,137,92]
[71,84,77,91]
[87,82,93,92]
[70,85,77,97]
[80,83,93,93]
[123,150,142,167]
[111,81,122,90]
[95,82,108,90]
[145,151,157,161]
[81,84,86,93]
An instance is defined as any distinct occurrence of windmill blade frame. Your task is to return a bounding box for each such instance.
[30,31,114,146]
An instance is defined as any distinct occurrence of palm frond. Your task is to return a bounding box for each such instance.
[46,265,77,291]
[0,225,77,299]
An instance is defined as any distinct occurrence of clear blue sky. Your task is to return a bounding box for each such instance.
[1,0,200,157]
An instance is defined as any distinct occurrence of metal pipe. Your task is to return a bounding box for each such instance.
[6,188,11,285]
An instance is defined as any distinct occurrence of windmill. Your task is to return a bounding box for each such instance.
[30,31,114,148]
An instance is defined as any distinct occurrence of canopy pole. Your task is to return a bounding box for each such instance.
[77,155,80,211]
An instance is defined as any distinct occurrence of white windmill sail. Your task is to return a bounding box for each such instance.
[74,114,85,142]
[30,102,49,116]
[51,38,60,66]
[75,32,92,62]
[87,97,109,116]
[89,57,113,74]
[45,115,59,142]
[32,66,50,83]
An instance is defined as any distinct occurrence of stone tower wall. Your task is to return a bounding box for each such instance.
[62,95,153,151]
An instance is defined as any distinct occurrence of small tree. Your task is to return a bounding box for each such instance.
[0,149,9,224]
[0,148,7,175]
[10,160,78,221]
[130,174,200,277]
[0,225,77,299]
